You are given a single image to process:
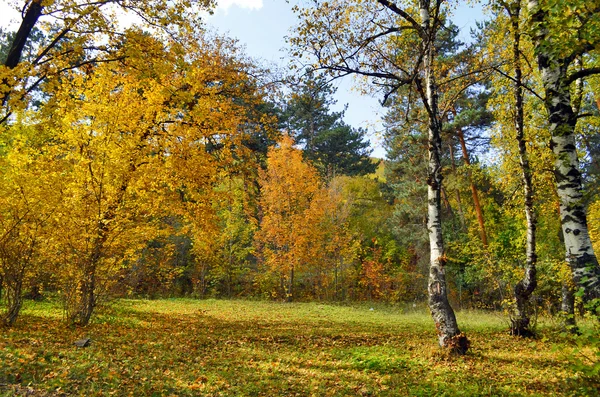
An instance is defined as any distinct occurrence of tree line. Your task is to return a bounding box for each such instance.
[1,0,600,356]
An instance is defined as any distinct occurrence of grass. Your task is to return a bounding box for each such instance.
[0,299,597,396]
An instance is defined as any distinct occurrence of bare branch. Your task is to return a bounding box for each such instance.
[376,0,424,37]
[492,66,544,101]
[576,112,596,119]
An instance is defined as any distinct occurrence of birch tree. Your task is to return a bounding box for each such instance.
[527,0,600,301]
[290,0,469,352]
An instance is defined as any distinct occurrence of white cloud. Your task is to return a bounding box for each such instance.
[216,0,264,12]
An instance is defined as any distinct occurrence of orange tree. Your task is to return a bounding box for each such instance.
[255,136,322,301]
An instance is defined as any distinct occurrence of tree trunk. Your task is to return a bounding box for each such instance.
[199,262,208,298]
[69,236,103,326]
[561,282,578,333]
[420,0,468,354]
[440,186,453,215]
[448,144,466,230]
[1,0,44,108]
[228,240,233,298]
[69,154,139,326]
[69,203,121,325]
[287,266,294,302]
[507,2,537,337]
[4,1,43,68]
[1,244,35,327]
[529,0,600,301]
[75,268,96,326]
[2,275,23,327]
[456,127,488,247]
[334,263,339,301]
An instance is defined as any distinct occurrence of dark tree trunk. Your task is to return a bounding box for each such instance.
[1,243,35,327]
[4,1,44,69]
[334,264,339,301]
[76,268,97,326]
[561,282,578,333]
[70,239,103,326]
[287,266,294,302]
[2,276,23,327]
[506,1,537,337]
[1,0,44,108]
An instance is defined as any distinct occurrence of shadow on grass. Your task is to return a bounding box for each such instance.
[0,299,584,396]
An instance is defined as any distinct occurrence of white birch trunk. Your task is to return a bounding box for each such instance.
[528,0,600,300]
[420,0,468,353]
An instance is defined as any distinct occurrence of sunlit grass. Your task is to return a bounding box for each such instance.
[1,299,597,396]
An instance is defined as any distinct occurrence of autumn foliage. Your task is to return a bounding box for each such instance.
[1,0,600,367]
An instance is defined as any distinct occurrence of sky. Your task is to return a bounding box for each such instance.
[206,1,485,157]
[0,0,485,158]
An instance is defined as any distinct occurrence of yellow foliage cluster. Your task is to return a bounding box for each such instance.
[0,22,271,324]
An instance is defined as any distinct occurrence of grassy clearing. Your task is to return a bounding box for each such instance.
[0,299,597,396]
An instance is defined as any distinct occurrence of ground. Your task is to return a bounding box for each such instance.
[0,299,597,396]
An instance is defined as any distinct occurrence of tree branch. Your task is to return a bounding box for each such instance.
[376,0,424,37]
[576,112,595,119]
[566,67,600,85]
[492,66,544,101]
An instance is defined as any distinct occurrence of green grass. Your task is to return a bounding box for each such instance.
[0,299,597,396]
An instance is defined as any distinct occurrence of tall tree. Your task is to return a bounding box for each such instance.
[527,0,600,301]
[445,89,492,248]
[282,72,376,177]
[282,71,340,154]
[497,0,538,336]
[290,0,469,353]
[255,135,322,301]
[26,29,269,325]
[312,125,377,178]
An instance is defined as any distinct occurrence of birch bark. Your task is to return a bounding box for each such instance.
[420,0,468,353]
[528,0,600,300]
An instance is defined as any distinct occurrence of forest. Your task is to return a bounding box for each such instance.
[0,0,599,394]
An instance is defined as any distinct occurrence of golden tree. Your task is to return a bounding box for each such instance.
[0,0,215,123]
[0,118,64,326]
[23,29,271,325]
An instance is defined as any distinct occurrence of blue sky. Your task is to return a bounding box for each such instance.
[0,0,486,158]
[207,1,485,158]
